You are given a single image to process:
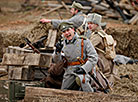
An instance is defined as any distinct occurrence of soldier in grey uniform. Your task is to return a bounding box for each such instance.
[40,1,85,29]
[52,22,98,92]
[113,54,138,65]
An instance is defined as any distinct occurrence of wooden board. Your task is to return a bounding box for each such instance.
[8,66,48,80]
[45,29,57,49]
[24,86,136,102]
[6,46,33,54]
[2,53,52,67]
[128,13,138,25]
[8,66,34,80]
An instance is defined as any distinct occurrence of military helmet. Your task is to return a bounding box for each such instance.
[58,22,74,32]
[86,13,102,26]
[71,1,83,10]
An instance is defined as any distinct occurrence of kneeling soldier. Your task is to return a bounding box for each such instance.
[52,22,98,92]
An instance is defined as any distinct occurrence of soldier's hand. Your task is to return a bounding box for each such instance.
[55,41,63,53]
[74,67,86,74]
[40,19,51,23]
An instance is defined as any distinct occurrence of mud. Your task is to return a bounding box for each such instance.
[0,0,138,101]
[106,23,138,59]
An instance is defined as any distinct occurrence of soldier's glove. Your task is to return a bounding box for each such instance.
[55,41,63,53]
[74,67,86,74]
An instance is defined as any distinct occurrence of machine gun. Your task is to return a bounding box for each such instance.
[24,38,48,77]
[32,35,47,49]
[24,38,40,54]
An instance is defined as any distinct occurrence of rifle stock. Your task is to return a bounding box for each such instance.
[77,57,109,93]
[24,38,40,54]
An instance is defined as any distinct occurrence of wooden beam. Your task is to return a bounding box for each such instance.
[60,0,70,14]
[24,86,135,102]
[45,29,57,48]
[42,5,63,16]
[128,13,138,25]
[8,66,35,80]
[2,53,52,67]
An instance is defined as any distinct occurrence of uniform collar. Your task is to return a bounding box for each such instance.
[73,11,83,17]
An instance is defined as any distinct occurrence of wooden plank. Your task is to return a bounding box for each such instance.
[60,1,70,14]
[128,13,138,25]
[8,66,48,80]
[2,53,52,67]
[24,86,135,102]
[7,46,33,53]
[8,66,34,80]
[48,30,57,48]
[45,29,57,49]
[0,65,7,77]
[42,5,63,16]
[45,29,53,47]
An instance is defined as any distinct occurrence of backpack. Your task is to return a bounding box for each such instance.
[97,30,117,60]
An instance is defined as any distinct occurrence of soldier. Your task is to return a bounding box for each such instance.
[86,13,118,85]
[113,54,138,65]
[40,1,85,29]
[52,22,98,92]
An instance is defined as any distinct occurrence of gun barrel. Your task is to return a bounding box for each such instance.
[24,38,40,54]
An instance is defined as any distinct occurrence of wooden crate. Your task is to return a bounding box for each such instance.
[6,46,33,54]
[8,66,34,80]
[8,81,45,102]
[2,53,52,67]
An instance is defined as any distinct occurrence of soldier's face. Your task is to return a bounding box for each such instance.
[88,22,98,31]
[70,8,78,16]
[62,28,75,40]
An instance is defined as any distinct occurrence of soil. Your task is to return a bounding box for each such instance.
[0,0,138,101]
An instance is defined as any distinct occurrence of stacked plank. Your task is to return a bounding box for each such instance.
[1,46,52,80]
[0,28,58,101]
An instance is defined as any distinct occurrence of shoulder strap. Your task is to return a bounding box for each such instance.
[78,35,87,40]
[81,39,84,59]
[97,30,106,38]
[82,14,87,25]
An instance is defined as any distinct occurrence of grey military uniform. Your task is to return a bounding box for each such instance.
[53,33,98,92]
[52,12,85,29]
[113,54,131,64]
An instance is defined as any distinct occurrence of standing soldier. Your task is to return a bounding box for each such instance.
[86,13,118,86]
[40,1,85,29]
[53,22,98,92]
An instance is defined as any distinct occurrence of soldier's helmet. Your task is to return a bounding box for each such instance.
[71,1,84,10]
[58,22,74,32]
[86,13,102,26]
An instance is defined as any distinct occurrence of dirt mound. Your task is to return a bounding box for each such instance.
[0,22,52,58]
[106,24,138,59]
[112,64,138,98]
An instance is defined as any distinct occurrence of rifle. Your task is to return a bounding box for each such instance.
[24,38,40,54]
[24,38,48,77]
[32,35,47,49]
[77,57,109,94]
